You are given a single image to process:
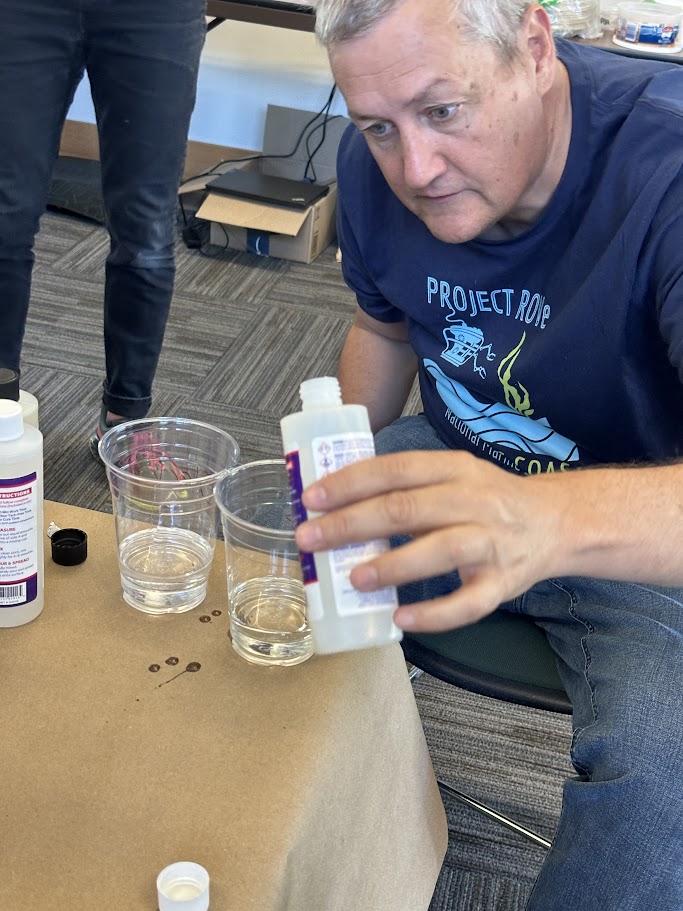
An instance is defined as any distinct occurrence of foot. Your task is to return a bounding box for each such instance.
[88,406,129,464]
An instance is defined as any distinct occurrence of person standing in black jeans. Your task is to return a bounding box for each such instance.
[0,0,207,456]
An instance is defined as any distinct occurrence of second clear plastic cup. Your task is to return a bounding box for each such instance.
[99,417,240,614]
[215,459,313,667]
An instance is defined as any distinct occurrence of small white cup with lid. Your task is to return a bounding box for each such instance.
[157,861,210,911]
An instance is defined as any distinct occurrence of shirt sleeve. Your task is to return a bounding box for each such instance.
[651,176,683,387]
[336,127,405,324]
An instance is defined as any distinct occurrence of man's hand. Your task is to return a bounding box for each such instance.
[295,449,683,632]
[295,450,566,633]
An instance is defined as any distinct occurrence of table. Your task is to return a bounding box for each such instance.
[0,502,447,911]
[203,4,683,57]
[204,5,683,61]
[206,0,315,33]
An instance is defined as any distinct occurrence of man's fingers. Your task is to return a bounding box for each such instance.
[297,476,486,552]
[393,574,505,633]
[301,449,471,511]
[349,528,492,591]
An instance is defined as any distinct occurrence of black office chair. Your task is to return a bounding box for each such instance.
[402,610,572,849]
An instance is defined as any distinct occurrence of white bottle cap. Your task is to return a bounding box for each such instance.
[157,862,210,911]
[299,376,342,410]
[0,400,24,441]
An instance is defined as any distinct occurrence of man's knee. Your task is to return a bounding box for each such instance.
[375,414,445,456]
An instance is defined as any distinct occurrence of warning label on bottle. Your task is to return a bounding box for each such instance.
[310,432,397,616]
[0,472,39,607]
[311,431,375,478]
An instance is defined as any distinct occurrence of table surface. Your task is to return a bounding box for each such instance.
[206,0,315,32]
[0,502,447,911]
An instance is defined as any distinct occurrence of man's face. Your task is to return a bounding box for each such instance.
[330,0,560,243]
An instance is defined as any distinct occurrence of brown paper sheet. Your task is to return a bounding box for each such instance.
[0,502,447,911]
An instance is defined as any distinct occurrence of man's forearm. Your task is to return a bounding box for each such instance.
[338,319,417,433]
[543,462,683,587]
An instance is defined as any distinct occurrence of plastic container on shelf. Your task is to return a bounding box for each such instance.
[613,1,682,51]
[547,0,603,39]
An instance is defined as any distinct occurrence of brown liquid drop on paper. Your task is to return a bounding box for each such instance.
[148,664,161,673]
[186,662,201,672]
[199,615,211,623]
[165,656,179,666]
[211,610,222,617]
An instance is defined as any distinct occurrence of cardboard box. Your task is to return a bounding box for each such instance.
[193,104,349,264]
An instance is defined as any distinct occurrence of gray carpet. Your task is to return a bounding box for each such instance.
[26,209,574,911]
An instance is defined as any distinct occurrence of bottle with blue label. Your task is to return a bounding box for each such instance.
[281,376,402,654]
[0,400,44,627]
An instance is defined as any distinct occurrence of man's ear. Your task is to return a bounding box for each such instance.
[522,4,557,95]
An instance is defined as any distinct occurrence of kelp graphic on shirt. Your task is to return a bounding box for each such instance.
[426,326,579,469]
[498,333,534,416]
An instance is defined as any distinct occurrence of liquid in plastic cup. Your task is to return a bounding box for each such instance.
[99,417,239,614]
[215,459,314,667]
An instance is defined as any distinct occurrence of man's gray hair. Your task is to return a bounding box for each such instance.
[310,0,532,60]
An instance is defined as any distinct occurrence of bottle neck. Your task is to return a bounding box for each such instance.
[299,376,343,411]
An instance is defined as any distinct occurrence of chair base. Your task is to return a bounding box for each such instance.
[409,664,553,851]
[437,780,552,850]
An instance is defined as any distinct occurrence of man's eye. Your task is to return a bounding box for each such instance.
[366,122,391,138]
[429,104,458,122]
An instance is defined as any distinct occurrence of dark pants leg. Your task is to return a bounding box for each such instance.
[0,0,85,372]
[84,0,206,418]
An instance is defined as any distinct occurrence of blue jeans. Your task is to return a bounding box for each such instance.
[0,0,206,418]
[377,415,683,911]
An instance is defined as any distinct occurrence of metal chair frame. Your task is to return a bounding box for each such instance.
[404,622,572,851]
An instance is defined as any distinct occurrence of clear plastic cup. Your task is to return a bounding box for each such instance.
[99,417,239,614]
[215,459,314,667]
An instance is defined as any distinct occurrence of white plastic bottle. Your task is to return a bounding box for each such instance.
[281,376,402,654]
[0,368,39,428]
[0,400,44,627]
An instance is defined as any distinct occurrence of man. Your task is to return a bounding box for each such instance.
[0,0,206,454]
[299,0,683,908]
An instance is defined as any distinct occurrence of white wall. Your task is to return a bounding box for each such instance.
[66,19,348,151]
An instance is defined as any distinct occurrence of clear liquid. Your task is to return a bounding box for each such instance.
[118,526,213,614]
[230,576,313,666]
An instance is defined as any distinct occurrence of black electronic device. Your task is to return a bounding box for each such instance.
[206,168,329,210]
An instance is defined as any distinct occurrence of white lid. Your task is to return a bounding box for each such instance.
[0,400,24,441]
[299,376,342,410]
[157,862,210,911]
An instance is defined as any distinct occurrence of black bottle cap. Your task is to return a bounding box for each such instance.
[0,368,20,402]
[51,528,88,566]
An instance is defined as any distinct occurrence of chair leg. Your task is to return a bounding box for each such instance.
[407,664,552,849]
[437,780,551,849]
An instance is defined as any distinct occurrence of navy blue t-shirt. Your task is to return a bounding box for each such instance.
[337,40,683,474]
